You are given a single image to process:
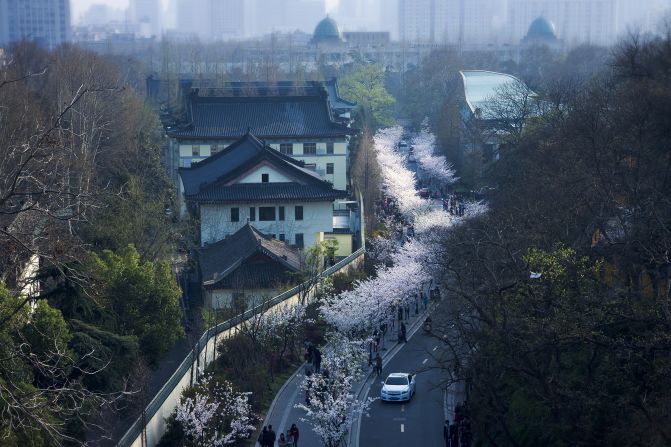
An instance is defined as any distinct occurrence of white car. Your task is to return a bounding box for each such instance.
[380,373,416,402]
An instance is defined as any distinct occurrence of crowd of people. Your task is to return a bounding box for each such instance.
[258,423,300,447]
[443,195,465,216]
[443,402,473,447]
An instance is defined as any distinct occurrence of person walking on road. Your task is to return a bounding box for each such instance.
[258,426,268,447]
[289,423,299,447]
[277,432,288,447]
[375,352,383,376]
[443,420,450,447]
[399,322,407,343]
[267,425,276,447]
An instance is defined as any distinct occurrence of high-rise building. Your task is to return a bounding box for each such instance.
[129,0,162,38]
[508,0,618,46]
[616,0,671,36]
[211,0,246,40]
[0,0,71,49]
[335,0,381,31]
[398,0,504,45]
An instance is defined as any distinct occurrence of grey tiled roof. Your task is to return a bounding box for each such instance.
[180,133,346,204]
[199,224,302,288]
[169,94,353,139]
[192,182,347,204]
[325,78,356,111]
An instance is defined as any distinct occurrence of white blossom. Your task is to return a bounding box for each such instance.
[175,374,255,446]
[295,336,374,447]
[411,119,459,185]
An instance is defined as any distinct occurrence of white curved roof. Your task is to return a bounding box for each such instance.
[460,70,529,117]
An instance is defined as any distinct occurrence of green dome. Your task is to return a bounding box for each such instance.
[526,16,557,40]
[313,16,342,43]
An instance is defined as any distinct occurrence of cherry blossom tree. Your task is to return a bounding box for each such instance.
[411,119,458,184]
[175,373,255,447]
[295,334,374,447]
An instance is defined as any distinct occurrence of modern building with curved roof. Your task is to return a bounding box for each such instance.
[460,70,530,120]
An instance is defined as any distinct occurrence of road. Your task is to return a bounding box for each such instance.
[359,327,446,447]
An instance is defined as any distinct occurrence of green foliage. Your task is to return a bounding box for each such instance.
[441,35,671,446]
[69,319,140,392]
[91,245,184,365]
[0,283,80,446]
[340,63,396,128]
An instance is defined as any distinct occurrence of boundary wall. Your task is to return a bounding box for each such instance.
[118,248,365,447]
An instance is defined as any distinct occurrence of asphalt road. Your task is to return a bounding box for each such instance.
[359,327,446,447]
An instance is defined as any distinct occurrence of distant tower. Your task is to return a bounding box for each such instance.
[129,0,162,38]
[0,0,71,49]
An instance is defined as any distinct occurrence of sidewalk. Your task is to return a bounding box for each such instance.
[259,286,434,447]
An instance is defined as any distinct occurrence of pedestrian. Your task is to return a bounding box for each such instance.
[375,352,383,376]
[267,425,276,447]
[449,422,458,447]
[258,426,268,447]
[443,420,450,447]
[305,370,313,406]
[278,432,289,447]
[289,423,299,447]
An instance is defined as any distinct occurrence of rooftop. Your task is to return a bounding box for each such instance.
[313,16,342,44]
[526,16,558,41]
[199,224,302,289]
[460,70,532,119]
[168,90,353,140]
[179,132,346,204]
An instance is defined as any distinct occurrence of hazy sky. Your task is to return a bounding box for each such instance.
[70,0,340,22]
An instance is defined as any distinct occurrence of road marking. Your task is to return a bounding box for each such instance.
[433,345,438,351]
[401,424,405,433]
[401,405,405,412]
[422,358,428,365]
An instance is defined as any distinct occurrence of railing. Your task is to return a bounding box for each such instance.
[117,247,365,447]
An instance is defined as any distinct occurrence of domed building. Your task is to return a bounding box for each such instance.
[311,16,343,45]
[522,16,559,45]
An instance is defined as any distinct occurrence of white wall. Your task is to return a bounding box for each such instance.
[238,164,293,183]
[201,201,334,248]
[205,288,284,309]
[120,251,365,447]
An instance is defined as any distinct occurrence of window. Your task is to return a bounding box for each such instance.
[279,233,286,242]
[249,207,256,221]
[295,233,304,248]
[211,144,222,154]
[326,163,334,174]
[231,207,239,222]
[295,206,303,221]
[303,143,317,155]
[259,206,276,221]
[262,173,269,183]
[192,145,200,156]
[279,206,285,221]
[280,143,293,155]
[327,142,334,154]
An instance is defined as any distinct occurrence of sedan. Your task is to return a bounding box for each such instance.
[380,373,416,402]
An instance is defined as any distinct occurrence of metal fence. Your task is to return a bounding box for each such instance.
[117,247,365,447]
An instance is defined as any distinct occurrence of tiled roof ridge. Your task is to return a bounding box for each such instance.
[191,94,327,104]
